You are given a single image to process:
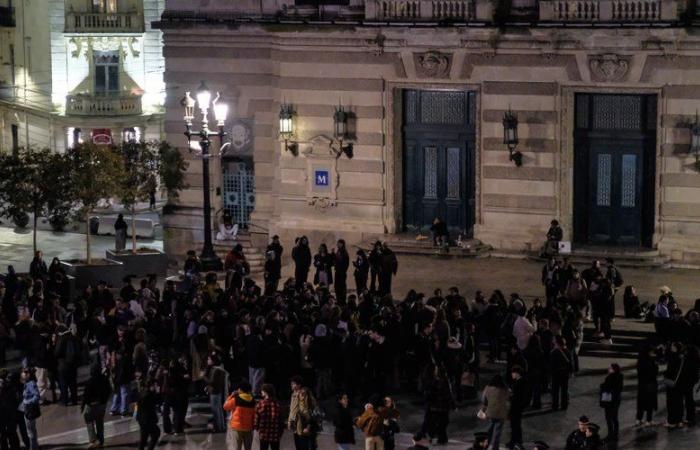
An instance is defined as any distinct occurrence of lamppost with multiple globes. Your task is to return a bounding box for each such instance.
[182,81,229,271]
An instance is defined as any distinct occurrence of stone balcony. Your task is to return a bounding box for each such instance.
[64,10,144,33]
[65,94,142,116]
[539,0,680,22]
[365,0,491,21]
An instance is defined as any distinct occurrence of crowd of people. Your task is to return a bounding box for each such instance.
[0,233,698,450]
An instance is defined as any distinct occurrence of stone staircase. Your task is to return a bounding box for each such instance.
[210,231,265,275]
[358,233,492,258]
[528,245,670,269]
[579,324,657,360]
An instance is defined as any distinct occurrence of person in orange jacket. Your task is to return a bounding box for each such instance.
[224,381,256,450]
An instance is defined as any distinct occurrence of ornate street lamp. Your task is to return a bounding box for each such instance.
[332,105,353,158]
[279,103,298,155]
[503,109,522,167]
[182,80,228,271]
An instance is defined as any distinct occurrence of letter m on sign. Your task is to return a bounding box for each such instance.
[315,170,329,187]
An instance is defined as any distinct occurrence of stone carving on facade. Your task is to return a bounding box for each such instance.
[308,196,337,211]
[414,51,452,79]
[366,33,386,56]
[224,119,253,155]
[588,54,631,82]
[303,135,339,211]
[69,37,141,59]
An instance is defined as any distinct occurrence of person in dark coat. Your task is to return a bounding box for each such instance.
[430,217,449,247]
[679,344,699,426]
[55,325,81,405]
[265,235,284,294]
[542,219,563,257]
[292,237,312,290]
[264,250,281,296]
[0,369,21,450]
[353,249,369,294]
[565,415,590,450]
[635,346,658,426]
[507,366,529,450]
[333,240,350,303]
[136,378,161,450]
[81,364,111,448]
[332,393,355,449]
[550,336,571,411]
[368,241,382,294]
[665,342,685,428]
[114,214,128,251]
[599,363,623,442]
[29,251,48,281]
[378,242,398,297]
[420,365,454,445]
[313,244,334,287]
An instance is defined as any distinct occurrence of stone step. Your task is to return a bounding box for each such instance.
[357,235,492,259]
[527,252,669,269]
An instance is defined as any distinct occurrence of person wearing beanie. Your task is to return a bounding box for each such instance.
[224,381,256,450]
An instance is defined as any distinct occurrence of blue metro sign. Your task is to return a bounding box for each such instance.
[315,170,329,187]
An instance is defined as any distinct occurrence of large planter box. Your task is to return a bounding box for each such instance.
[61,259,124,290]
[106,248,168,278]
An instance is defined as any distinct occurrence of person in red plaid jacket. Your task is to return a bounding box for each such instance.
[254,384,285,450]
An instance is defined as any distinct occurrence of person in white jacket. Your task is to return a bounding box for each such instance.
[513,312,536,351]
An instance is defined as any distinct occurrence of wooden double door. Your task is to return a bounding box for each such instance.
[574,94,657,247]
[403,90,476,235]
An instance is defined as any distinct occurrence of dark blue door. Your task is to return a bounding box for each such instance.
[574,94,656,247]
[403,90,475,236]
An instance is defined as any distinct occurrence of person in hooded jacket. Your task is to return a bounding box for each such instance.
[292,237,312,290]
[224,381,256,450]
[599,363,623,442]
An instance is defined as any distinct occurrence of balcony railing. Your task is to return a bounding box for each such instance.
[366,0,480,21]
[0,6,15,27]
[66,94,142,116]
[65,11,144,33]
[540,0,678,22]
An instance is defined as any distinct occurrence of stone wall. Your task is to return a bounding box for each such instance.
[158,18,700,263]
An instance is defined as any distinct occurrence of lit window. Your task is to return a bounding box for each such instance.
[92,0,117,13]
[94,51,119,95]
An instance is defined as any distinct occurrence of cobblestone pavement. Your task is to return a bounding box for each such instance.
[2,227,700,448]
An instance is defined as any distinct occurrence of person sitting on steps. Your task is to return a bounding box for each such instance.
[430,217,449,248]
[216,213,239,242]
[541,219,563,258]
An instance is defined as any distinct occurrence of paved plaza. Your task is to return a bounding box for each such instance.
[2,226,700,449]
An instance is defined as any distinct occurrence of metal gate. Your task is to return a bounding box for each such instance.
[222,162,255,227]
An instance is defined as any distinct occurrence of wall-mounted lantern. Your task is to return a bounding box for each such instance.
[332,105,353,159]
[279,103,297,155]
[503,109,522,167]
[692,111,700,170]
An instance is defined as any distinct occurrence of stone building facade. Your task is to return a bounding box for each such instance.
[0,0,165,153]
[157,0,700,265]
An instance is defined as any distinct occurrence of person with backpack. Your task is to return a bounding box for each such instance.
[224,381,256,450]
[550,336,572,411]
[288,376,320,450]
[203,353,228,433]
